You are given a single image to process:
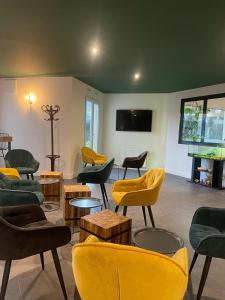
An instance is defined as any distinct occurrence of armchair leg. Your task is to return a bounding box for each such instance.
[40,252,45,270]
[142,206,147,226]
[51,249,68,300]
[102,184,109,202]
[123,206,127,216]
[189,252,198,274]
[147,206,155,228]
[196,256,212,300]
[26,174,30,180]
[115,206,119,213]
[31,173,34,180]
[123,168,127,180]
[0,260,12,300]
[138,168,141,177]
[100,184,107,209]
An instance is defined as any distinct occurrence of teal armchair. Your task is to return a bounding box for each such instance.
[189,207,225,300]
[5,149,40,180]
[0,173,44,206]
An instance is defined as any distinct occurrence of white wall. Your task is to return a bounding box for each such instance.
[102,93,168,168]
[165,83,225,178]
[0,76,104,179]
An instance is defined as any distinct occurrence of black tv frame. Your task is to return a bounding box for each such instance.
[116,109,152,132]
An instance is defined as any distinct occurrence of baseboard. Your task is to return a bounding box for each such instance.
[165,168,189,179]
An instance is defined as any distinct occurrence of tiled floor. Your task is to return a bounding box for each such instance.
[1,171,225,299]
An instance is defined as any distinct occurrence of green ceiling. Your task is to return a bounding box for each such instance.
[1,0,225,93]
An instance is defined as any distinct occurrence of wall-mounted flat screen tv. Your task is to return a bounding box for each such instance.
[116,109,152,132]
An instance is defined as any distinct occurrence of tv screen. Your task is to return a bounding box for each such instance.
[116,110,152,132]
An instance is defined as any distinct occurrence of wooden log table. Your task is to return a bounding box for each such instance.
[64,185,91,226]
[40,171,63,203]
[80,209,132,245]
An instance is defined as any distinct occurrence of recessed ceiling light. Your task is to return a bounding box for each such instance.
[91,46,99,56]
[134,72,141,80]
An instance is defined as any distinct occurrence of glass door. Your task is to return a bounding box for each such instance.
[85,98,99,152]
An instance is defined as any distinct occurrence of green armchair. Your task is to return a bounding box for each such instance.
[5,149,40,180]
[77,158,115,209]
[0,173,44,206]
[189,207,225,300]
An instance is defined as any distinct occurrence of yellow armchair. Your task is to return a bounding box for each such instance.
[81,146,107,166]
[72,237,188,300]
[112,168,165,227]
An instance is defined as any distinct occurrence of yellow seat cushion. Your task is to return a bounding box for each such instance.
[0,168,20,180]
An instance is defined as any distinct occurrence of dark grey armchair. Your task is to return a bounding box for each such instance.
[0,204,71,300]
[5,149,40,179]
[122,151,148,179]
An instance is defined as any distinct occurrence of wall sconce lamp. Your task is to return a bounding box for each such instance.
[24,92,37,105]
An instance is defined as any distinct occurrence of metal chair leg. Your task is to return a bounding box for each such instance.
[26,174,29,180]
[123,168,127,179]
[115,206,119,213]
[142,206,147,226]
[189,252,198,274]
[31,173,34,180]
[51,249,68,300]
[102,183,109,202]
[40,252,45,270]
[147,206,155,228]
[123,206,127,216]
[196,256,212,300]
[138,168,141,177]
[0,260,12,300]
[100,184,107,208]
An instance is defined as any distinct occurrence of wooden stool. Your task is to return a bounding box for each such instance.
[40,171,63,203]
[64,185,91,226]
[80,209,132,245]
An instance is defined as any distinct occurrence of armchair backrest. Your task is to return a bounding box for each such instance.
[5,149,34,167]
[137,151,148,167]
[97,158,115,182]
[142,168,165,202]
[72,242,188,300]
[82,147,97,164]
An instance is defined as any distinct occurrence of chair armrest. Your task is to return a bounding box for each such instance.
[192,207,225,231]
[30,159,40,172]
[10,180,41,192]
[0,222,71,260]
[112,177,145,192]
[172,248,188,275]
[197,234,225,258]
[96,154,107,160]
[0,204,46,227]
[0,189,40,207]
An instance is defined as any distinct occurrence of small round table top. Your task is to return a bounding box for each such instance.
[69,197,103,209]
[39,178,59,185]
[133,227,184,255]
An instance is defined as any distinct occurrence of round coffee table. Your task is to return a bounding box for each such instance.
[39,178,60,212]
[133,227,184,255]
[69,197,103,233]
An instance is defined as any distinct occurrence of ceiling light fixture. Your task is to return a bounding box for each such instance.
[91,46,99,56]
[134,72,141,80]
